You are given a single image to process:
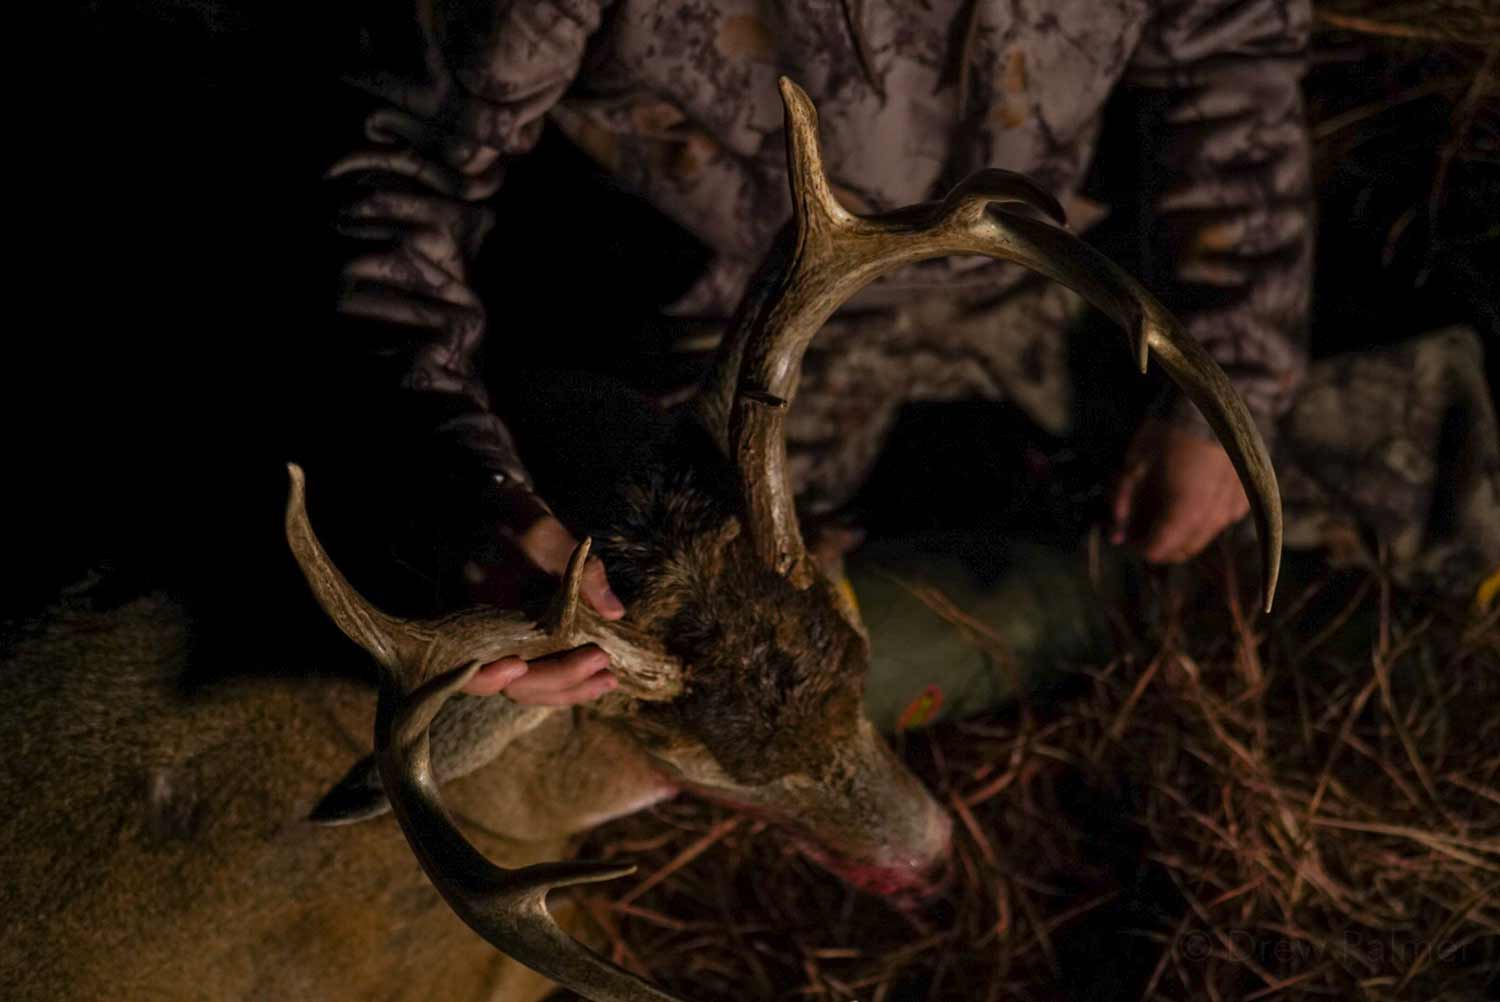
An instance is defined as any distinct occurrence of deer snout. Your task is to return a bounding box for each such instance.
[790,724,953,899]
[800,794,952,900]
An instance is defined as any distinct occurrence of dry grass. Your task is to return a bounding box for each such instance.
[570,550,1499,1001]
[1309,0,1498,289]
[1316,1,1500,45]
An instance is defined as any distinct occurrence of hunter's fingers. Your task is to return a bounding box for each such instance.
[505,670,620,708]
[517,515,579,575]
[1182,509,1234,562]
[461,656,528,696]
[582,556,626,620]
[1175,487,1251,564]
[461,645,618,703]
[518,516,625,620]
[1146,524,1203,564]
[1141,503,1205,564]
[1110,461,1149,545]
[501,644,616,705]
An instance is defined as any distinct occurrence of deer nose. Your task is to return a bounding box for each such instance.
[794,734,955,898]
[882,793,954,890]
[796,802,952,899]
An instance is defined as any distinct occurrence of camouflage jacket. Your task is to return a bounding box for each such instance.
[326,0,1313,505]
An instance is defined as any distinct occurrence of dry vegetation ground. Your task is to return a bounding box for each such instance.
[576,551,1499,1001]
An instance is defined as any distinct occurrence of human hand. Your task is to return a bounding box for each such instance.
[459,486,625,702]
[1109,419,1249,564]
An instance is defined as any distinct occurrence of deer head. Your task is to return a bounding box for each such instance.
[286,79,1281,1002]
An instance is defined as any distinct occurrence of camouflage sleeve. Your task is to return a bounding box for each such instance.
[325,1,608,503]
[1125,0,1315,441]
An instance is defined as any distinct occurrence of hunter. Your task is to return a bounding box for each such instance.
[318,0,1497,713]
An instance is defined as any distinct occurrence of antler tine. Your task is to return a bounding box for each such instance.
[375,661,689,1002]
[285,463,420,675]
[711,78,1281,609]
[543,537,593,643]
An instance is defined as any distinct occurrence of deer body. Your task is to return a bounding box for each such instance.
[0,593,671,1000]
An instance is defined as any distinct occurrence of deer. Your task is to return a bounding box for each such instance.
[0,79,1279,1002]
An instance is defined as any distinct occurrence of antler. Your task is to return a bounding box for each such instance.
[697,78,1282,611]
[285,464,689,1002]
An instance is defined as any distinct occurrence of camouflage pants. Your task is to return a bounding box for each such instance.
[773,279,1500,602]
[1277,326,1500,600]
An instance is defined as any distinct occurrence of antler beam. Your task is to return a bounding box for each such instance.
[698,78,1282,610]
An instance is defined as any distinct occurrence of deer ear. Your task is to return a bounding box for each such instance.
[309,692,551,826]
[309,753,389,825]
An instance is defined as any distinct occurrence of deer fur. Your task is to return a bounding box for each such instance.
[0,590,671,1000]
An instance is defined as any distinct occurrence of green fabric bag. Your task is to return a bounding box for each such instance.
[852,534,1118,732]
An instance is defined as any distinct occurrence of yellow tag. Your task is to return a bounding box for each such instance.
[1477,566,1500,615]
[836,575,860,617]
